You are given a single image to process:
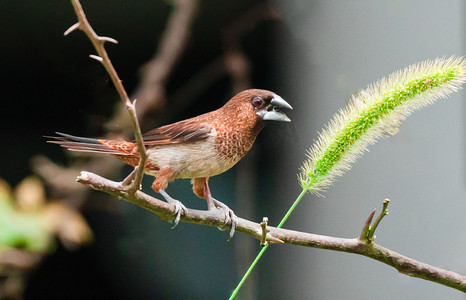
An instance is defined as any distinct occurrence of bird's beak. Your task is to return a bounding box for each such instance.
[263,94,293,122]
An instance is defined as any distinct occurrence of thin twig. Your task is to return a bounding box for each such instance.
[367,198,390,241]
[359,200,390,243]
[66,0,146,194]
[76,171,466,293]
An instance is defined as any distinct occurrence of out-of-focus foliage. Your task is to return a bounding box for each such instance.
[0,176,94,299]
[0,176,94,253]
[0,178,53,253]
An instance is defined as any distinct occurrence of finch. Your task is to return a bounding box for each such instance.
[48,89,292,238]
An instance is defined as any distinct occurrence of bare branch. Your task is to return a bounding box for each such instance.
[66,0,147,193]
[76,170,466,293]
[67,0,128,105]
[124,100,146,194]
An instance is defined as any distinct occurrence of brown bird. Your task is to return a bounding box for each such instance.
[48,89,292,238]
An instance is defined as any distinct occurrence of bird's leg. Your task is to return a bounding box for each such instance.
[152,170,187,228]
[158,190,188,228]
[204,180,238,240]
[204,184,216,210]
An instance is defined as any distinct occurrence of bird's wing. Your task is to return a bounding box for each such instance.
[142,119,213,146]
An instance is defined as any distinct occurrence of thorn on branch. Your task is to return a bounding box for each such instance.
[98,36,119,44]
[89,55,103,62]
[64,22,81,36]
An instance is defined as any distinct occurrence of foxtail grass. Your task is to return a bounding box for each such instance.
[229,56,466,299]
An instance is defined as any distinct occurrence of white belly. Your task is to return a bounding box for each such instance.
[145,136,241,178]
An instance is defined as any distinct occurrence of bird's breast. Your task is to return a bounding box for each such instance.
[214,131,256,160]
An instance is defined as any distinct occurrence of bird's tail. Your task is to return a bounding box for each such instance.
[46,132,136,156]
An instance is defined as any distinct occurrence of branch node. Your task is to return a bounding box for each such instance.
[127,98,137,110]
[64,22,81,36]
[259,217,284,245]
[260,217,269,246]
[127,170,142,195]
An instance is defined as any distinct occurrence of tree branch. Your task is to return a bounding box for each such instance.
[76,171,466,293]
[65,0,146,194]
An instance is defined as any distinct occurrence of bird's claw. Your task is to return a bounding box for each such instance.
[170,200,188,229]
[159,189,188,228]
[213,199,238,240]
[226,210,238,240]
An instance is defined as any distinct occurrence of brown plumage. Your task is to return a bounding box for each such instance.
[48,89,292,237]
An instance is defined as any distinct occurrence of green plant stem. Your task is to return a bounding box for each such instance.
[277,188,308,228]
[229,188,308,299]
[229,245,268,300]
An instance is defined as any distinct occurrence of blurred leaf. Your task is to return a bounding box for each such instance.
[14,176,46,212]
[0,199,54,253]
[0,176,93,254]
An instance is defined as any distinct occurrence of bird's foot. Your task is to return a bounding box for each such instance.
[212,199,238,240]
[159,190,188,228]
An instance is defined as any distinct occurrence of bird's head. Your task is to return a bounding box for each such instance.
[223,89,293,133]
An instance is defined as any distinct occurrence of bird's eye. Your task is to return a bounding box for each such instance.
[252,96,264,107]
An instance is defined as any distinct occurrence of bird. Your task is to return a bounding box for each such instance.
[48,89,292,238]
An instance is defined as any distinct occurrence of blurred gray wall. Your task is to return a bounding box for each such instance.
[274,1,466,299]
